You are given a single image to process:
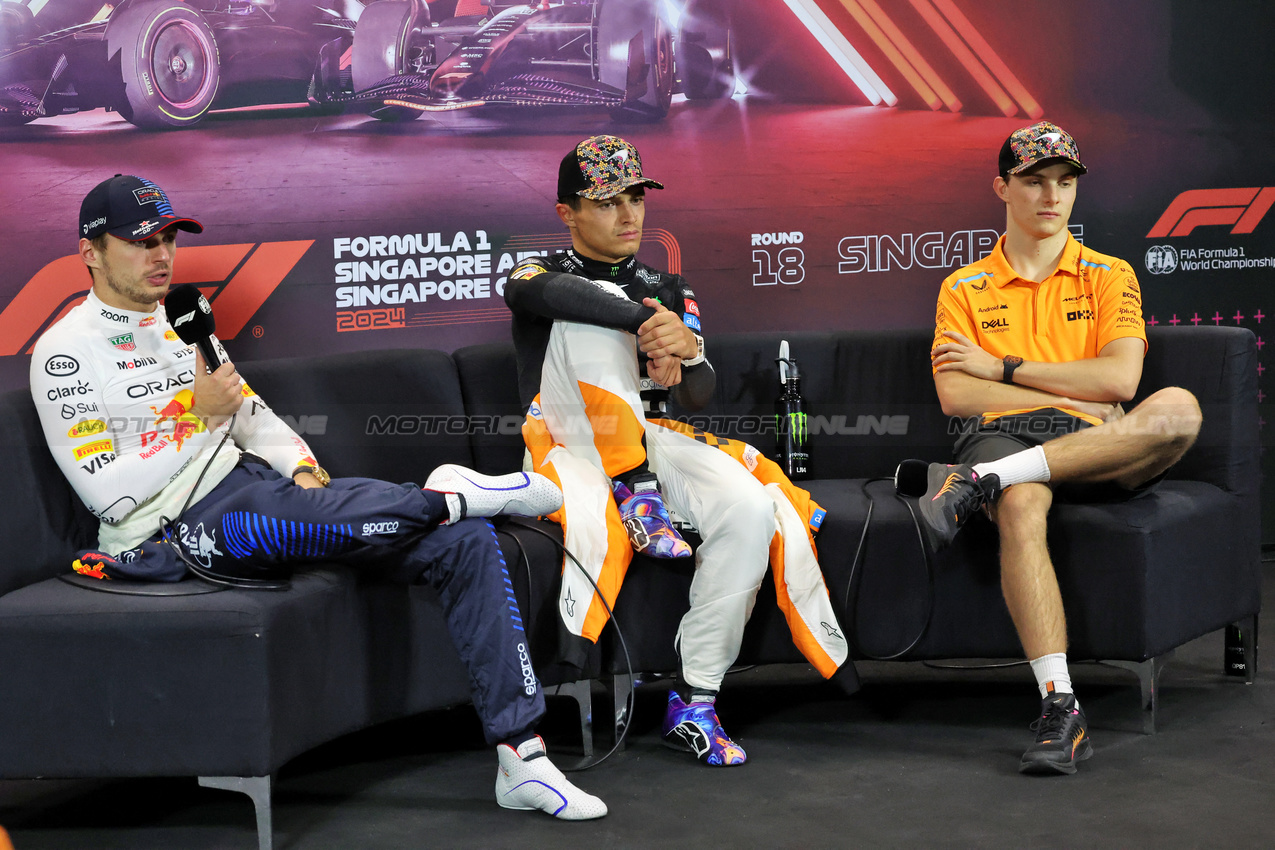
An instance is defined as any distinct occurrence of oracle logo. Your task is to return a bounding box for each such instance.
[1146,188,1275,238]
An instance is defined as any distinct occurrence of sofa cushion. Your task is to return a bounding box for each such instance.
[453,343,526,475]
[0,388,97,597]
[237,348,474,485]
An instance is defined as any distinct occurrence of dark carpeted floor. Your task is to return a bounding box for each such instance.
[3,562,1270,849]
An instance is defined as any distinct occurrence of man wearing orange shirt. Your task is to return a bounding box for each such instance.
[897,122,1202,775]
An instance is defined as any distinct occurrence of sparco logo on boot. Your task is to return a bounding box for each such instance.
[517,642,537,696]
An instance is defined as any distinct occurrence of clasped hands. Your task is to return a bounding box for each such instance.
[637,297,697,387]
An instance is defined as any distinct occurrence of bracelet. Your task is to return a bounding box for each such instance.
[1001,355,1024,384]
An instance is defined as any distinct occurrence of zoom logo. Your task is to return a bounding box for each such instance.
[362,521,400,535]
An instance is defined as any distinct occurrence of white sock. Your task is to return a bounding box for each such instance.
[1030,652,1075,701]
[973,445,1050,488]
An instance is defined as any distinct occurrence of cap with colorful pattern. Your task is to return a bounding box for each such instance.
[558,135,665,201]
[998,121,1087,177]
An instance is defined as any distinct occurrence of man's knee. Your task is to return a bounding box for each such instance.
[989,482,1052,537]
[710,486,776,541]
[1134,386,1203,449]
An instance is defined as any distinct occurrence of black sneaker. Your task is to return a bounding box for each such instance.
[896,461,1001,550]
[1019,693,1093,775]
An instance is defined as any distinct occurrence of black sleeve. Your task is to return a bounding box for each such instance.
[671,360,715,412]
[666,273,714,411]
[504,261,656,332]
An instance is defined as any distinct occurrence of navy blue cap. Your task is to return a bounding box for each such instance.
[80,175,203,241]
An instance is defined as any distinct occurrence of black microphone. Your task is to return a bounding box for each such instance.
[164,283,221,372]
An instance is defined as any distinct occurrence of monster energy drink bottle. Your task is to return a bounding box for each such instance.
[1224,623,1248,677]
[775,342,809,480]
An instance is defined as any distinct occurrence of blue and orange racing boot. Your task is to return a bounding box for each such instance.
[661,692,747,766]
[612,479,692,559]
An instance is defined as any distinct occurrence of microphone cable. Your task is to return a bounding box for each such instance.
[841,477,936,660]
[499,517,635,772]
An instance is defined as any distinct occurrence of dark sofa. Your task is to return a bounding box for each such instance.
[0,326,1260,849]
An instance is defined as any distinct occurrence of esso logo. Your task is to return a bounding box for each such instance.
[45,355,80,377]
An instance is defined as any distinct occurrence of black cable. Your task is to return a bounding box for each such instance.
[157,417,289,590]
[841,476,936,660]
[501,518,635,772]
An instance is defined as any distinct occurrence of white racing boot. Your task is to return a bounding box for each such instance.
[425,464,563,522]
[495,736,607,820]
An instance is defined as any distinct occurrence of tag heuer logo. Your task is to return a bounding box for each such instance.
[109,333,137,352]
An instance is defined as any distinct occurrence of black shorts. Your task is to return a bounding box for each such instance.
[953,408,1160,503]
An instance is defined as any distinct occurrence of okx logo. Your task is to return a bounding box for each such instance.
[1146,188,1275,238]
[0,241,314,356]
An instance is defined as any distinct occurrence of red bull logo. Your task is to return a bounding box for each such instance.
[150,389,194,426]
[148,389,205,451]
[170,419,201,450]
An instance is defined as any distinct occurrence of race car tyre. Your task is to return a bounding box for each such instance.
[0,1,35,52]
[600,0,673,122]
[105,0,220,129]
[352,0,424,121]
[676,0,734,100]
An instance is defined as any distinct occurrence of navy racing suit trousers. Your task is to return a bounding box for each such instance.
[96,455,545,745]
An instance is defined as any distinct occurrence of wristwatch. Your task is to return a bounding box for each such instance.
[1002,355,1024,384]
[293,464,331,487]
[682,334,707,367]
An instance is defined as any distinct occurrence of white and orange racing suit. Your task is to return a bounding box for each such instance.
[505,250,847,691]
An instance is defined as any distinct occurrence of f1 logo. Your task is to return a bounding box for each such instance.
[1146,188,1275,238]
[0,241,314,356]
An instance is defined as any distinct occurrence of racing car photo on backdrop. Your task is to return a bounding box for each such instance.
[0,0,734,128]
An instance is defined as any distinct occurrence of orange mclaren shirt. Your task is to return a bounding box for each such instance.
[934,233,1146,425]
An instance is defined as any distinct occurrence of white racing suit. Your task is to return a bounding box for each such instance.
[506,254,847,691]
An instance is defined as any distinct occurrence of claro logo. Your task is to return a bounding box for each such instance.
[1147,188,1275,238]
[0,241,315,356]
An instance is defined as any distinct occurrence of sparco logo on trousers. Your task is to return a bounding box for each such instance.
[517,642,537,696]
[363,521,400,535]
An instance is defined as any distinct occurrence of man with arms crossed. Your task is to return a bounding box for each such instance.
[505,136,850,767]
[898,122,1202,774]
[32,175,606,819]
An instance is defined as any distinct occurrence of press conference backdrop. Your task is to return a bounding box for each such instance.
[2,0,1272,538]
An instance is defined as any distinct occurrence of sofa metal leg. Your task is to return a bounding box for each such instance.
[1104,651,1173,735]
[610,672,638,751]
[547,679,594,756]
[199,775,273,850]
